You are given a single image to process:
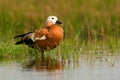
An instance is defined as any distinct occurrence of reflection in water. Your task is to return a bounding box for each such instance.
[23,55,64,71]
[22,53,119,72]
[0,54,120,80]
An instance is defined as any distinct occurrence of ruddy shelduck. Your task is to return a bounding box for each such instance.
[14,16,64,53]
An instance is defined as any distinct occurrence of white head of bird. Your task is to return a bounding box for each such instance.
[46,16,62,26]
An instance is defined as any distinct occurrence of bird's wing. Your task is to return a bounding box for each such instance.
[27,28,49,42]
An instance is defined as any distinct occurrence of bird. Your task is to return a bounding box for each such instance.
[14,16,64,54]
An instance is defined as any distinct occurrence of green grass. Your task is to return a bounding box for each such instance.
[0,0,120,61]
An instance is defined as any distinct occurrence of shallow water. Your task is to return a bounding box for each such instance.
[0,55,120,80]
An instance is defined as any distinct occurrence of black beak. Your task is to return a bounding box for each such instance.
[56,20,62,24]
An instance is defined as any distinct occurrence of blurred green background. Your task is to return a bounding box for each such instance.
[0,0,120,42]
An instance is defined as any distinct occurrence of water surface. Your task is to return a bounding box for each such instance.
[0,55,120,80]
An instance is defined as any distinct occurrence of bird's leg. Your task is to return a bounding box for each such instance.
[40,50,45,65]
[41,50,44,60]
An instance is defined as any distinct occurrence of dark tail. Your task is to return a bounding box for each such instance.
[14,32,32,45]
[14,32,32,39]
[15,40,24,45]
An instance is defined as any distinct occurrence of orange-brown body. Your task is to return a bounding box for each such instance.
[33,25,64,50]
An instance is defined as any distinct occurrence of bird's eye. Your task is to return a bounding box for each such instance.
[52,18,54,19]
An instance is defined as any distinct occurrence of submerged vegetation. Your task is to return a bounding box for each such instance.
[0,0,120,60]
